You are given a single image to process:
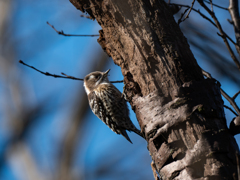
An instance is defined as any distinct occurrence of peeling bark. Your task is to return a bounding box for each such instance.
[70,0,239,179]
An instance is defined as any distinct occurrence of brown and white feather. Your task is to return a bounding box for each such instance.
[84,70,143,143]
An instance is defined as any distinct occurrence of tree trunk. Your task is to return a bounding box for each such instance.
[70,0,239,179]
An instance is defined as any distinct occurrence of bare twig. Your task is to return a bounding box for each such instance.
[201,68,212,79]
[80,14,92,19]
[170,3,214,25]
[170,3,236,45]
[197,0,240,71]
[19,60,123,83]
[60,72,83,80]
[178,7,190,24]
[203,0,228,10]
[172,3,209,25]
[62,72,123,83]
[202,69,240,115]
[111,80,124,83]
[224,105,238,116]
[221,89,240,116]
[228,0,240,56]
[209,0,213,11]
[227,19,234,25]
[217,32,237,45]
[233,90,240,100]
[47,22,99,37]
[19,60,84,80]
[183,0,196,21]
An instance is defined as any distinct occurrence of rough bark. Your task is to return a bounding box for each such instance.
[70,0,239,179]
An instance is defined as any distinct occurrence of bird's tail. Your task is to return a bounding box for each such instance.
[121,130,133,144]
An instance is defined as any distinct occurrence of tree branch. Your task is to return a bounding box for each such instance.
[183,0,196,21]
[80,14,92,19]
[221,89,240,115]
[19,60,84,80]
[47,22,99,37]
[228,0,240,55]
[19,60,123,83]
[224,105,239,116]
[233,90,240,100]
[197,0,240,70]
[203,0,228,10]
[178,7,190,24]
[170,3,237,45]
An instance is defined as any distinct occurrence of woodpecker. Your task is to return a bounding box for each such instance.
[83,69,143,143]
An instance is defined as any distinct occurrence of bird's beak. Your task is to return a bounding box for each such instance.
[103,69,110,77]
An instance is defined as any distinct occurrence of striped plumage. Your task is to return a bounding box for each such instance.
[83,70,143,143]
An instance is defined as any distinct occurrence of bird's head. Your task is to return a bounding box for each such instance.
[84,69,110,95]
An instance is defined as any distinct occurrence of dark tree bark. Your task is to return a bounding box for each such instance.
[70,0,239,179]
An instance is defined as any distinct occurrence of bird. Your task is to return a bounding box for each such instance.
[83,69,143,143]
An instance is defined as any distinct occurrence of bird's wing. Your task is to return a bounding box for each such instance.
[88,91,121,133]
[88,90,133,143]
[98,85,136,129]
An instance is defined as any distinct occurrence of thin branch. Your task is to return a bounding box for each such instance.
[221,89,240,116]
[60,73,83,80]
[227,19,234,25]
[209,0,213,11]
[197,0,240,71]
[183,0,196,21]
[233,90,240,100]
[178,7,190,24]
[170,3,237,45]
[202,69,240,115]
[19,60,83,80]
[80,14,92,19]
[111,80,124,83]
[47,22,99,37]
[196,9,216,26]
[224,105,238,116]
[203,0,228,10]
[62,72,123,83]
[217,32,238,46]
[19,60,123,83]
[217,32,237,45]
[170,3,215,26]
[228,0,240,56]
[171,3,212,25]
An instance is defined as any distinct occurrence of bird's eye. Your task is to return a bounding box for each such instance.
[95,75,101,79]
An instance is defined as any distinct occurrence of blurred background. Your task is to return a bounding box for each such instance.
[0,0,239,180]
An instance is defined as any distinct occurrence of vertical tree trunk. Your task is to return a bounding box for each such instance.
[70,0,239,179]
